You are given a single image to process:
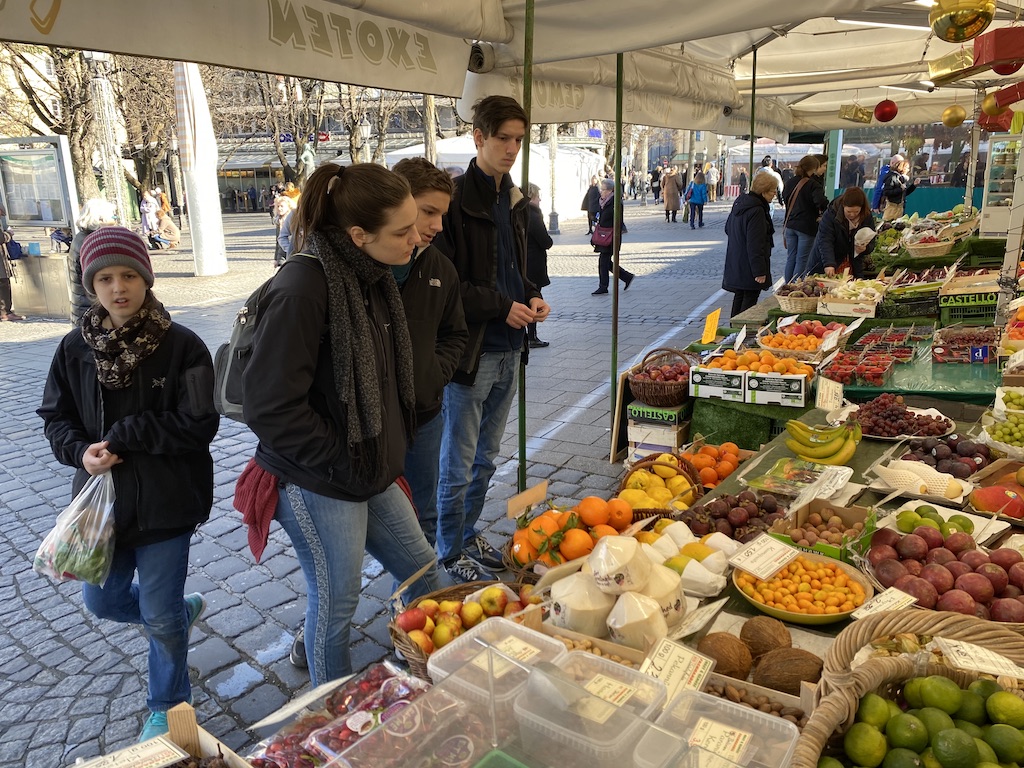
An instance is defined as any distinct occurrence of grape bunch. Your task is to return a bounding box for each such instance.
[987,411,1024,447]
[856,394,952,438]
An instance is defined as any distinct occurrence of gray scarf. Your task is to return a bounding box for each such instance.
[304,229,415,484]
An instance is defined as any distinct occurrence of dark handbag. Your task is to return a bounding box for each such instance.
[590,225,614,248]
[684,183,693,202]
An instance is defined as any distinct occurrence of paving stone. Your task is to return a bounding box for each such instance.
[189,636,241,678]
[233,623,292,666]
[230,682,287,725]
[206,662,264,699]
[245,581,297,610]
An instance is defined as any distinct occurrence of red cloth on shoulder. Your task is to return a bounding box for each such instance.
[233,457,280,562]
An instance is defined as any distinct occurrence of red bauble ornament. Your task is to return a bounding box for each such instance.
[993,61,1024,76]
[874,99,898,123]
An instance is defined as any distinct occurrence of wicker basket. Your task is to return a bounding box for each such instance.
[904,237,956,259]
[940,218,980,241]
[791,655,1024,768]
[627,347,701,408]
[388,581,526,681]
[777,294,821,314]
[500,539,541,585]
[619,453,705,513]
[817,609,1024,701]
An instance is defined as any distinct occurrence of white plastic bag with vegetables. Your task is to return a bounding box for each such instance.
[34,472,116,586]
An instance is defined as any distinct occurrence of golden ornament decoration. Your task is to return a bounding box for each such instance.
[942,104,967,127]
[982,92,1008,116]
[930,0,995,43]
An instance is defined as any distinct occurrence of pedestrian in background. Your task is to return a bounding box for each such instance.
[140,192,159,233]
[650,166,662,204]
[0,229,24,321]
[525,182,552,348]
[706,164,720,202]
[738,169,749,195]
[271,195,297,267]
[68,198,118,326]
[781,155,828,281]
[592,178,635,295]
[38,227,217,741]
[881,158,916,221]
[662,166,683,223]
[686,171,709,229]
[582,176,600,235]
[723,171,776,318]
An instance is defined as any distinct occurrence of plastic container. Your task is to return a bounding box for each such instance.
[474,749,533,768]
[426,617,566,711]
[632,723,686,768]
[513,651,667,768]
[650,689,800,768]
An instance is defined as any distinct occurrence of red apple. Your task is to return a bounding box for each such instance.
[503,600,526,618]
[395,607,427,633]
[479,585,509,617]
[520,585,543,605]
[418,599,440,619]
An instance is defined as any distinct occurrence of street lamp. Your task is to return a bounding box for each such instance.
[359,117,371,164]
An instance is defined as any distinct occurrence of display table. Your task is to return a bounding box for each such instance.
[843,354,1000,406]
[690,397,814,451]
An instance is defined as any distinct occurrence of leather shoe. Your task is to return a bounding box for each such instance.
[528,338,550,348]
[591,288,609,295]
[623,274,634,291]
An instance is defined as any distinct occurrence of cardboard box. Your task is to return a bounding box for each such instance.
[745,371,811,408]
[627,400,693,426]
[690,366,745,403]
[818,297,878,318]
[768,498,876,563]
[628,420,689,449]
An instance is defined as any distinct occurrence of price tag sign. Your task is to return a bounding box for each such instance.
[821,330,841,353]
[669,598,728,640]
[640,638,717,700]
[771,277,785,293]
[689,718,754,763]
[733,326,747,351]
[507,481,548,518]
[936,638,1024,678]
[846,317,866,335]
[727,534,799,581]
[778,315,799,329]
[851,587,918,620]
[75,737,190,768]
[702,308,723,344]
[815,376,844,412]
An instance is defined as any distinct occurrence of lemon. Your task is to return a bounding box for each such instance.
[666,475,691,494]
[653,518,675,534]
[844,721,889,768]
[973,737,999,764]
[954,690,989,726]
[930,728,979,768]
[858,693,895,730]
[625,470,653,491]
[921,676,964,715]
[953,719,984,739]
[651,458,678,479]
[983,723,1024,763]
[919,748,942,768]
[986,691,1024,728]
[818,759,846,768]
[648,487,674,505]
[618,489,649,509]
[646,474,667,490]
[886,713,930,753]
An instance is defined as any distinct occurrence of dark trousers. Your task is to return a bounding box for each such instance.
[689,203,704,227]
[598,248,634,290]
[730,289,761,318]
[0,277,11,315]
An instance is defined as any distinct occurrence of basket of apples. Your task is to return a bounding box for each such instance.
[628,347,701,407]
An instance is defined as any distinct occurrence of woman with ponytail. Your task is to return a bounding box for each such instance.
[241,163,441,685]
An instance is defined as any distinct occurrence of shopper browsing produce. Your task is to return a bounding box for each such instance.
[37,227,218,741]
[805,187,877,278]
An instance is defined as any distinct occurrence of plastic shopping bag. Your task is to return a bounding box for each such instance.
[33,472,116,586]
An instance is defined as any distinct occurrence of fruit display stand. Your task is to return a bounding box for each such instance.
[690,397,814,451]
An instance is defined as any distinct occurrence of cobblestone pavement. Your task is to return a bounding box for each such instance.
[0,199,787,766]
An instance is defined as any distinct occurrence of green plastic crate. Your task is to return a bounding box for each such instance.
[939,303,996,326]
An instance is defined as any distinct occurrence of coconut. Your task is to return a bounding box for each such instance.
[589,536,651,594]
[662,521,697,548]
[639,563,687,628]
[696,632,752,680]
[606,592,669,651]
[738,616,792,660]
[549,572,616,637]
[752,648,823,695]
[639,543,664,565]
[679,558,727,598]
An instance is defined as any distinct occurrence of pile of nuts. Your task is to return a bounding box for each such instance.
[551,635,637,668]
[703,681,809,729]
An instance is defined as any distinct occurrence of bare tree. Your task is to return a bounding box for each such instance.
[0,43,99,199]
[109,55,176,194]
[252,74,326,185]
[334,85,408,164]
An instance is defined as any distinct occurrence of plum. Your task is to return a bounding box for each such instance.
[875,559,910,589]
[959,550,991,569]
[949,463,973,480]
[893,574,919,592]
[990,598,1024,623]
[912,526,944,551]
[1009,561,1024,590]
[975,563,1010,596]
[936,589,976,616]
[945,561,973,580]
[902,559,924,576]
[925,548,957,566]
[954,572,995,604]
[944,532,977,556]
[933,444,953,461]
[896,534,929,561]
[871,528,902,549]
[868,544,899,567]
[920,563,955,594]
[900,577,938,610]
[975,603,991,621]
[990,548,1024,571]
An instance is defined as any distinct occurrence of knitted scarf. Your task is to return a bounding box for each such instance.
[303,228,416,485]
[80,291,172,389]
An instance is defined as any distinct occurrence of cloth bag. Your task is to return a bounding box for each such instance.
[590,225,615,248]
[34,471,116,586]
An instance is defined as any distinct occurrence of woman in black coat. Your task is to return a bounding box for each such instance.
[805,187,877,278]
[723,171,777,318]
[525,183,553,348]
[592,178,635,295]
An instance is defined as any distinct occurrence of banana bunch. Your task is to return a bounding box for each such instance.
[784,419,862,465]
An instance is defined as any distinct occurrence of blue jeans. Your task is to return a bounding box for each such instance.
[81,531,192,712]
[275,481,440,686]
[785,228,815,281]
[437,349,520,563]
[405,411,444,548]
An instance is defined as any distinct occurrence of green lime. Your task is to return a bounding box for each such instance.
[886,713,930,753]
[918,708,957,740]
[969,679,1004,702]
[954,719,985,739]
[919,748,942,768]
[948,514,975,534]
[845,721,889,768]
[883,748,924,768]
[905,678,927,709]
[916,504,939,517]
[818,758,846,768]
[956,691,990,726]
[940,523,963,538]
[898,511,923,533]
[917,518,942,531]
[987,692,1024,728]
[973,763,1000,768]
[859,693,896,729]
[921,676,965,715]
[984,723,1024,763]
[889,699,906,720]
[974,737,999,765]
[930,728,979,768]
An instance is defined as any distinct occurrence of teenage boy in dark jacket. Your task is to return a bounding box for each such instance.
[392,158,469,550]
[434,95,551,583]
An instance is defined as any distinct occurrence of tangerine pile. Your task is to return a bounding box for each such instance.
[510,496,633,568]
[705,349,815,379]
[760,332,822,351]
[681,443,741,488]
[736,555,867,616]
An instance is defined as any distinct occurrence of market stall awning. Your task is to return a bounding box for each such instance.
[218,153,280,171]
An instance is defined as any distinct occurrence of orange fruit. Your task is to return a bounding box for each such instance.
[680,452,695,464]
[698,467,719,486]
[607,498,634,531]
[690,454,715,470]
[719,442,739,456]
[589,524,619,541]
[559,528,595,560]
[511,539,538,566]
[576,496,610,528]
[715,461,735,479]
[527,515,560,549]
[512,527,531,547]
[698,445,720,459]
[539,508,562,522]
[537,548,564,567]
[555,510,583,530]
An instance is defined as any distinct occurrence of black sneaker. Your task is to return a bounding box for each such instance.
[445,555,493,584]
[591,288,609,295]
[528,338,550,348]
[464,535,505,570]
[623,274,634,291]
[290,628,307,669]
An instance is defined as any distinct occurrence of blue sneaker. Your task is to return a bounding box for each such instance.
[139,710,168,742]
[185,592,206,634]
[463,535,504,571]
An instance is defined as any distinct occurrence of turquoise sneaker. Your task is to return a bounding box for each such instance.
[185,592,206,634]
[139,710,168,742]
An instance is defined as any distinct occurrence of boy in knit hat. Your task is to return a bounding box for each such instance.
[38,226,218,741]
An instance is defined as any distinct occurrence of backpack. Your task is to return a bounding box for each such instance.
[213,254,319,422]
[872,165,891,210]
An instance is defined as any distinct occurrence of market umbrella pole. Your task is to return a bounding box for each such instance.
[611,53,625,418]
[749,47,757,178]
[517,0,535,492]
[967,89,982,212]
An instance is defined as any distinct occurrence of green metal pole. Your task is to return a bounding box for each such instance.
[517,0,534,492]
[610,53,624,417]
[748,46,757,178]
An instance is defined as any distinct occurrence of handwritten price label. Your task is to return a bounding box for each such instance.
[815,376,844,412]
[727,534,799,581]
[852,587,918,620]
[702,308,722,344]
[640,638,716,700]
[669,598,728,640]
[75,737,189,768]
[936,638,1024,678]
[778,315,799,329]
[734,326,747,352]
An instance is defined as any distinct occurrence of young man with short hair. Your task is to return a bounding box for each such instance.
[434,96,551,583]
